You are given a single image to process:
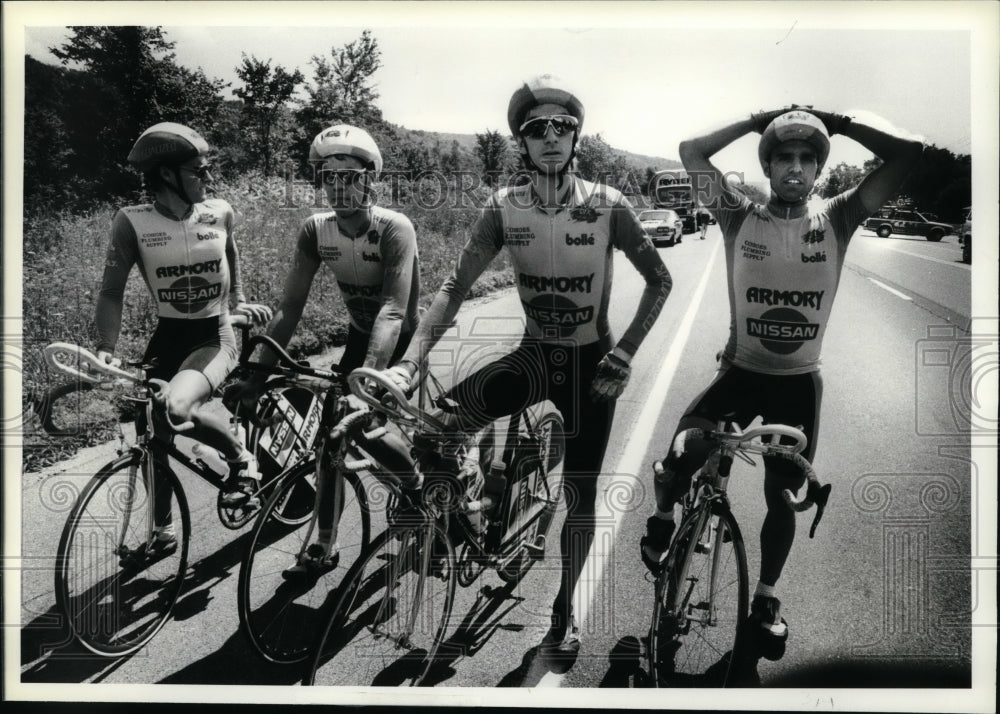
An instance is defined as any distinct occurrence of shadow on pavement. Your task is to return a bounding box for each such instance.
[20,528,256,683]
[598,636,649,688]
[420,581,528,686]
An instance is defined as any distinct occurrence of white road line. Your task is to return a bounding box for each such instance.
[536,238,723,688]
[868,277,913,301]
[865,238,969,269]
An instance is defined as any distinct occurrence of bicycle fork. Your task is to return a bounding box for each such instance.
[370,519,436,652]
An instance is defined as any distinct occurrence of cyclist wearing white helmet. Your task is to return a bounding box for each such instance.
[642,107,922,653]
[384,75,673,655]
[231,124,420,578]
[97,122,273,535]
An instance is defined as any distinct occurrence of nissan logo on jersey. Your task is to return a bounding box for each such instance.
[746,307,819,355]
[522,294,594,338]
[158,277,223,313]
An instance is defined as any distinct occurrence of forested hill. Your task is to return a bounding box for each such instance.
[23,25,968,220]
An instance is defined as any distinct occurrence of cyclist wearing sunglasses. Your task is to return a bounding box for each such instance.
[383,75,673,655]
[231,124,420,577]
[96,122,273,536]
[642,107,922,652]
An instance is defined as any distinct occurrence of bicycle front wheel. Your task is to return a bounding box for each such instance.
[54,451,190,656]
[238,457,370,664]
[306,519,456,686]
[649,506,748,687]
[496,409,564,585]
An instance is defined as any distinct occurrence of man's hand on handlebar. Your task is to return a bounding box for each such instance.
[224,373,268,411]
[381,361,417,398]
[232,302,273,326]
[96,350,123,369]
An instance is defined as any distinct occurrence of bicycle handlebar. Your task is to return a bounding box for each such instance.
[775,450,831,538]
[347,367,451,435]
[238,334,344,386]
[673,424,829,537]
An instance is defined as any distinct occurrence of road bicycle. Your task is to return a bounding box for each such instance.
[236,338,376,665]
[43,318,322,656]
[647,421,830,687]
[304,367,565,687]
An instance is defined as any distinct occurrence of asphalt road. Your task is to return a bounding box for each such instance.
[15,225,984,703]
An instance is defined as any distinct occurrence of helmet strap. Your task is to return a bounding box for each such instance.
[161,166,195,208]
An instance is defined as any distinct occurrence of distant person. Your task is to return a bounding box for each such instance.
[697,208,710,239]
[382,75,673,655]
[97,122,272,555]
[640,107,921,652]
[230,125,420,578]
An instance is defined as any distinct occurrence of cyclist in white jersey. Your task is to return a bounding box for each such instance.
[383,75,673,655]
[231,125,420,578]
[641,107,922,651]
[97,123,272,550]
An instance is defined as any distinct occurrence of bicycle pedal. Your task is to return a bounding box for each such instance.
[525,536,546,556]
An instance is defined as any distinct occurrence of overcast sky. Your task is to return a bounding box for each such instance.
[10,1,995,185]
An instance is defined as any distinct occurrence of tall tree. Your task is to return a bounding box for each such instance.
[474,130,510,185]
[814,161,867,198]
[48,26,226,198]
[234,54,303,175]
[293,30,392,174]
[575,134,628,186]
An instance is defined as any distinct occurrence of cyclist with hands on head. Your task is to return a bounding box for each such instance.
[229,124,421,579]
[641,105,922,648]
[96,122,273,551]
[383,75,673,655]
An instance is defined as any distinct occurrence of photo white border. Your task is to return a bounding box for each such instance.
[3,1,997,710]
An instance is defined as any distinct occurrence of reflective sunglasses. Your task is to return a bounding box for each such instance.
[320,169,367,186]
[518,114,579,139]
[181,164,213,179]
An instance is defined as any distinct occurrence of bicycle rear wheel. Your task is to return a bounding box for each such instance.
[496,409,564,584]
[305,519,456,686]
[55,452,190,656]
[649,506,748,687]
[238,458,370,664]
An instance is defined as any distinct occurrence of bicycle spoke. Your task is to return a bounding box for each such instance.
[308,522,456,686]
[238,462,371,664]
[650,509,747,687]
[56,456,189,656]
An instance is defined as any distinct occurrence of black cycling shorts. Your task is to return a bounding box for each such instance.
[445,338,615,480]
[679,360,823,466]
[142,316,238,391]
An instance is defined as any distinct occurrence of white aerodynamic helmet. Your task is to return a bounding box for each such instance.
[309,124,383,178]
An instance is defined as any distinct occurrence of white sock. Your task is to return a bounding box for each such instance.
[653,508,674,521]
[755,581,777,599]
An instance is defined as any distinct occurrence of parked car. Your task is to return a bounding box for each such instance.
[959,208,971,264]
[638,209,683,246]
[863,207,954,242]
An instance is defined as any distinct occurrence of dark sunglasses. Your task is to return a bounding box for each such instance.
[320,169,367,186]
[181,165,213,179]
[519,114,579,139]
